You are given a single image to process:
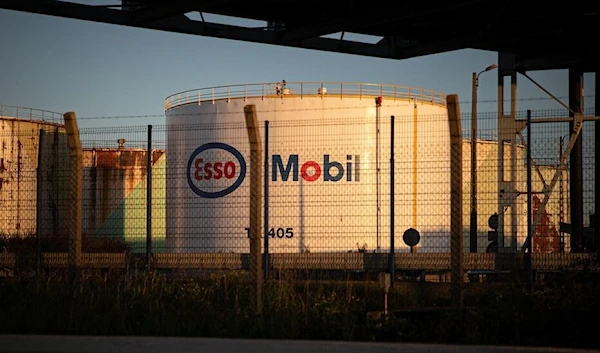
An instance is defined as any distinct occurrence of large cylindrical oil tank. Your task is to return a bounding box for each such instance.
[164,82,450,253]
[0,105,69,237]
[164,82,567,253]
[462,139,568,253]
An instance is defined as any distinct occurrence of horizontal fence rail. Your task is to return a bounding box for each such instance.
[1,253,596,272]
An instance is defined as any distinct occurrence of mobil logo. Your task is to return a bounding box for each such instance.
[187,142,246,198]
[272,154,360,182]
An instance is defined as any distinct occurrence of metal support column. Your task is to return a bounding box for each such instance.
[470,73,478,253]
[497,53,518,251]
[390,115,395,287]
[526,110,533,291]
[376,97,382,252]
[510,72,518,250]
[596,72,600,252]
[263,120,269,279]
[569,69,584,252]
[497,58,505,249]
[146,125,152,268]
[35,129,45,277]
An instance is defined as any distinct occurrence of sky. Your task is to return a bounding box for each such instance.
[0,6,596,131]
[0,5,598,223]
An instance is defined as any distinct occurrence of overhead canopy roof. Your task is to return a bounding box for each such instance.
[2,0,599,71]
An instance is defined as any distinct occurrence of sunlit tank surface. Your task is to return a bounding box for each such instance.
[82,144,166,252]
[0,105,68,237]
[164,82,566,253]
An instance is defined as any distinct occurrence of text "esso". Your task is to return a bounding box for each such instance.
[187,142,246,198]
[194,159,236,180]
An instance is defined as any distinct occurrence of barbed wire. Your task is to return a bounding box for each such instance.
[77,95,597,120]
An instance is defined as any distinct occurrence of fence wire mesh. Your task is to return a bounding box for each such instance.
[0,105,598,275]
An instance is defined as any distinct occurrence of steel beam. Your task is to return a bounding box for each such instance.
[1,0,597,69]
[596,73,600,252]
[128,4,196,23]
[521,112,584,251]
[569,69,584,252]
[0,1,400,59]
[497,53,519,252]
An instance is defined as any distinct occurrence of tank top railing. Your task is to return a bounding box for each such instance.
[164,82,446,111]
[0,104,63,125]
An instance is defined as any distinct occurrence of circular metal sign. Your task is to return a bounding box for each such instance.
[488,213,499,230]
[403,228,421,247]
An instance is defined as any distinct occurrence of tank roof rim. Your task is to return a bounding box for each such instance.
[1,104,64,125]
[0,116,65,127]
[164,81,447,112]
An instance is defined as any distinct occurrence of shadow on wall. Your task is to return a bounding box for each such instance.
[82,147,166,252]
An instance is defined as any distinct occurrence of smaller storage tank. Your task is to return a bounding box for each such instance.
[82,140,166,252]
[0,105,69,237]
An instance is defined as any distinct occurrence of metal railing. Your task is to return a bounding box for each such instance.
[0,104,64,125]
[164,81,447,111]
[462,128,499,141]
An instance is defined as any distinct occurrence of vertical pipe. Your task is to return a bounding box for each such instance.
[263,120,269,279]
[470,72,478,252]
[412,101,418,230]
[510,72,518,250]
[146,125,152,268]
[36,129,46,278]
[376,98,381,252]
[559,136,565,253]
[497,64,505,250]
[52,129,59,236]
[526,110,533,291]
[390,115,395,287]
[569,69,584,252]
[16,120,21,236]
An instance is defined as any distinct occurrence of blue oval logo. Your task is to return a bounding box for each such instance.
[187,142,246,198]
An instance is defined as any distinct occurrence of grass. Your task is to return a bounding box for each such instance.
[1,269,599,348]
[0,233,131,253]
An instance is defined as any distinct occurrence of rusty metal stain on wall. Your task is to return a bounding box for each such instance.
[0,116,69,237]
[82,147,165,238]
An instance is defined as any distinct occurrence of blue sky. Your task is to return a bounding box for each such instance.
[0,7,596,129]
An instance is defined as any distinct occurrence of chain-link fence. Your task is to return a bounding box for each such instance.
[1,105,598,278]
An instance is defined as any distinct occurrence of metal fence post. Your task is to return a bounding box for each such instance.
[64,112,82,284]
[526,110,533,291]
[147,124,153,269]
[263,120,269,280]
[389,115,395,287]
[244,104,263,315]
[447,95,463,308]
[36,128,45,278]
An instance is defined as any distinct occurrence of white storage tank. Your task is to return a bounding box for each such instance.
[164,82,567,254]
[164,82,451,253]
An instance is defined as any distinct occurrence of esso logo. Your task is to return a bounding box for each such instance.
[187,142,246,198]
